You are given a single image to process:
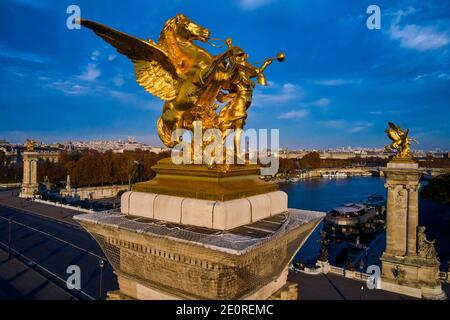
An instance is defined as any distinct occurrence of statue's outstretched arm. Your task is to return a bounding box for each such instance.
[258,59,273,73]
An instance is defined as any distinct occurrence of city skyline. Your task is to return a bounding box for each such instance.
[1,136,448,154]
[1,0,449,149]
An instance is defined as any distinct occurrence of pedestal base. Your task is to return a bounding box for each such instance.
[107,279,299,300]
[76,160,325,300]
[19,184,39,198]
[75,208,324,300]
[380,278,446,300]
[110,267,292,300]
[121,190,288,230]
[386,160,419,169]
[381,253,446,299]
[132,158,278,201]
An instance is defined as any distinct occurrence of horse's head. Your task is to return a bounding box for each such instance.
[174,14,210,43]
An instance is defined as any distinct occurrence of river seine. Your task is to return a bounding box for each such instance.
[279,176,450,271]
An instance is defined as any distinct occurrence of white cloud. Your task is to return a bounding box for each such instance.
[240,0,272,10]
[90,50,101,61]
[347,122,374,133]
[77,63,101,82]
[413,74,428,81]
[389,10,450,51]
[108,90,160,111]
[108,54,117,62]
[313,98,331,107]
[0,43,52,64]
[321,119,347,129]
[320,120,373,133]
[253,83,305,107]
[369,109,410,116]
[113,74,125,87]
[412,71,450,81]
[278,110,309,119]
[312,79,361,86]
[49,80,89,95]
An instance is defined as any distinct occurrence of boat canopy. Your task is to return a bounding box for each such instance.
[331,203,366,214]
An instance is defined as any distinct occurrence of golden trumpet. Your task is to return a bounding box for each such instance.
[267,52,285,63]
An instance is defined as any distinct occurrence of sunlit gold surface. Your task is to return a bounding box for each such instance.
[24,139,36,152]
[80,15,282,152]
[385,122,418,161]
[132,158,278,201]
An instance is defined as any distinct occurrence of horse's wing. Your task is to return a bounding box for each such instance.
[80,19,180,101]
[388,129,401,142]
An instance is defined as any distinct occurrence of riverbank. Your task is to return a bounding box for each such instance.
[265,168,377,184]
[280,176,450,272]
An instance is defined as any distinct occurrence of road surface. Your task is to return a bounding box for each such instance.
[0,192,118,299]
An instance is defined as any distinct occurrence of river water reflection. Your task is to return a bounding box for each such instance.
[279,176,450,271]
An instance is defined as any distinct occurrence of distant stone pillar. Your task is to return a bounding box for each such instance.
[384,183,396,254]
[19,152,39,198]
[406,185,419,255]
[380,161,446,299]
[66,175,72,192]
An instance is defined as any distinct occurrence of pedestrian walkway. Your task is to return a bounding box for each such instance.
[0,190,83,226]
[289,271,449,300]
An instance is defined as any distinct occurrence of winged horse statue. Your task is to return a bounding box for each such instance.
[80,15,230,147]
[385,122,418,159]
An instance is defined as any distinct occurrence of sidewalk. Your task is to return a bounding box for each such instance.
[0,190,84,227]
[289,271,449,300]
[289,271,416,300]
[0,248,75,300]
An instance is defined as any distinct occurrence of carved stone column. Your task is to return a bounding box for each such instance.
[19,152,39,198]
[380,161,445,299]
[406,184,419,256]
[30,159,38,185]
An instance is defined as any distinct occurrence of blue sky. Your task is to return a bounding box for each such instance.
[0,0,449,149]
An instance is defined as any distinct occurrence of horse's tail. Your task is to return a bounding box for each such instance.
[157,117,175,148]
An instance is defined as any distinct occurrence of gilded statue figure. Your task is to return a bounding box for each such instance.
[79,15,282,155]
[25,139,36,152]
[218,39,284,159]
[385,122,418,160]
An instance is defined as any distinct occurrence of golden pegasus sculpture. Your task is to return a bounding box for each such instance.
[25,139,36,152]
[79,15,282,152]
[385,122,418,160]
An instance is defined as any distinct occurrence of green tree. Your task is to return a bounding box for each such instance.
[0,149,5,166]
[279,158,295,175]
[420,174,450,203]
[299,152,322,169]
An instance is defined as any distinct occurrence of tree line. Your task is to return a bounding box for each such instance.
[278,152,389,175]
[420,174,450,204]
[0,149,170,187]
[42,149,170,187]
[0,150,22,183]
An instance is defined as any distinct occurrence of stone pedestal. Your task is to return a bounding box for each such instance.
[19,152,39,198]
[380,160,446,299]
[75,208,324,300]
[316,260,331,274]
[75,158,325,300]
[120,190,288,230]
